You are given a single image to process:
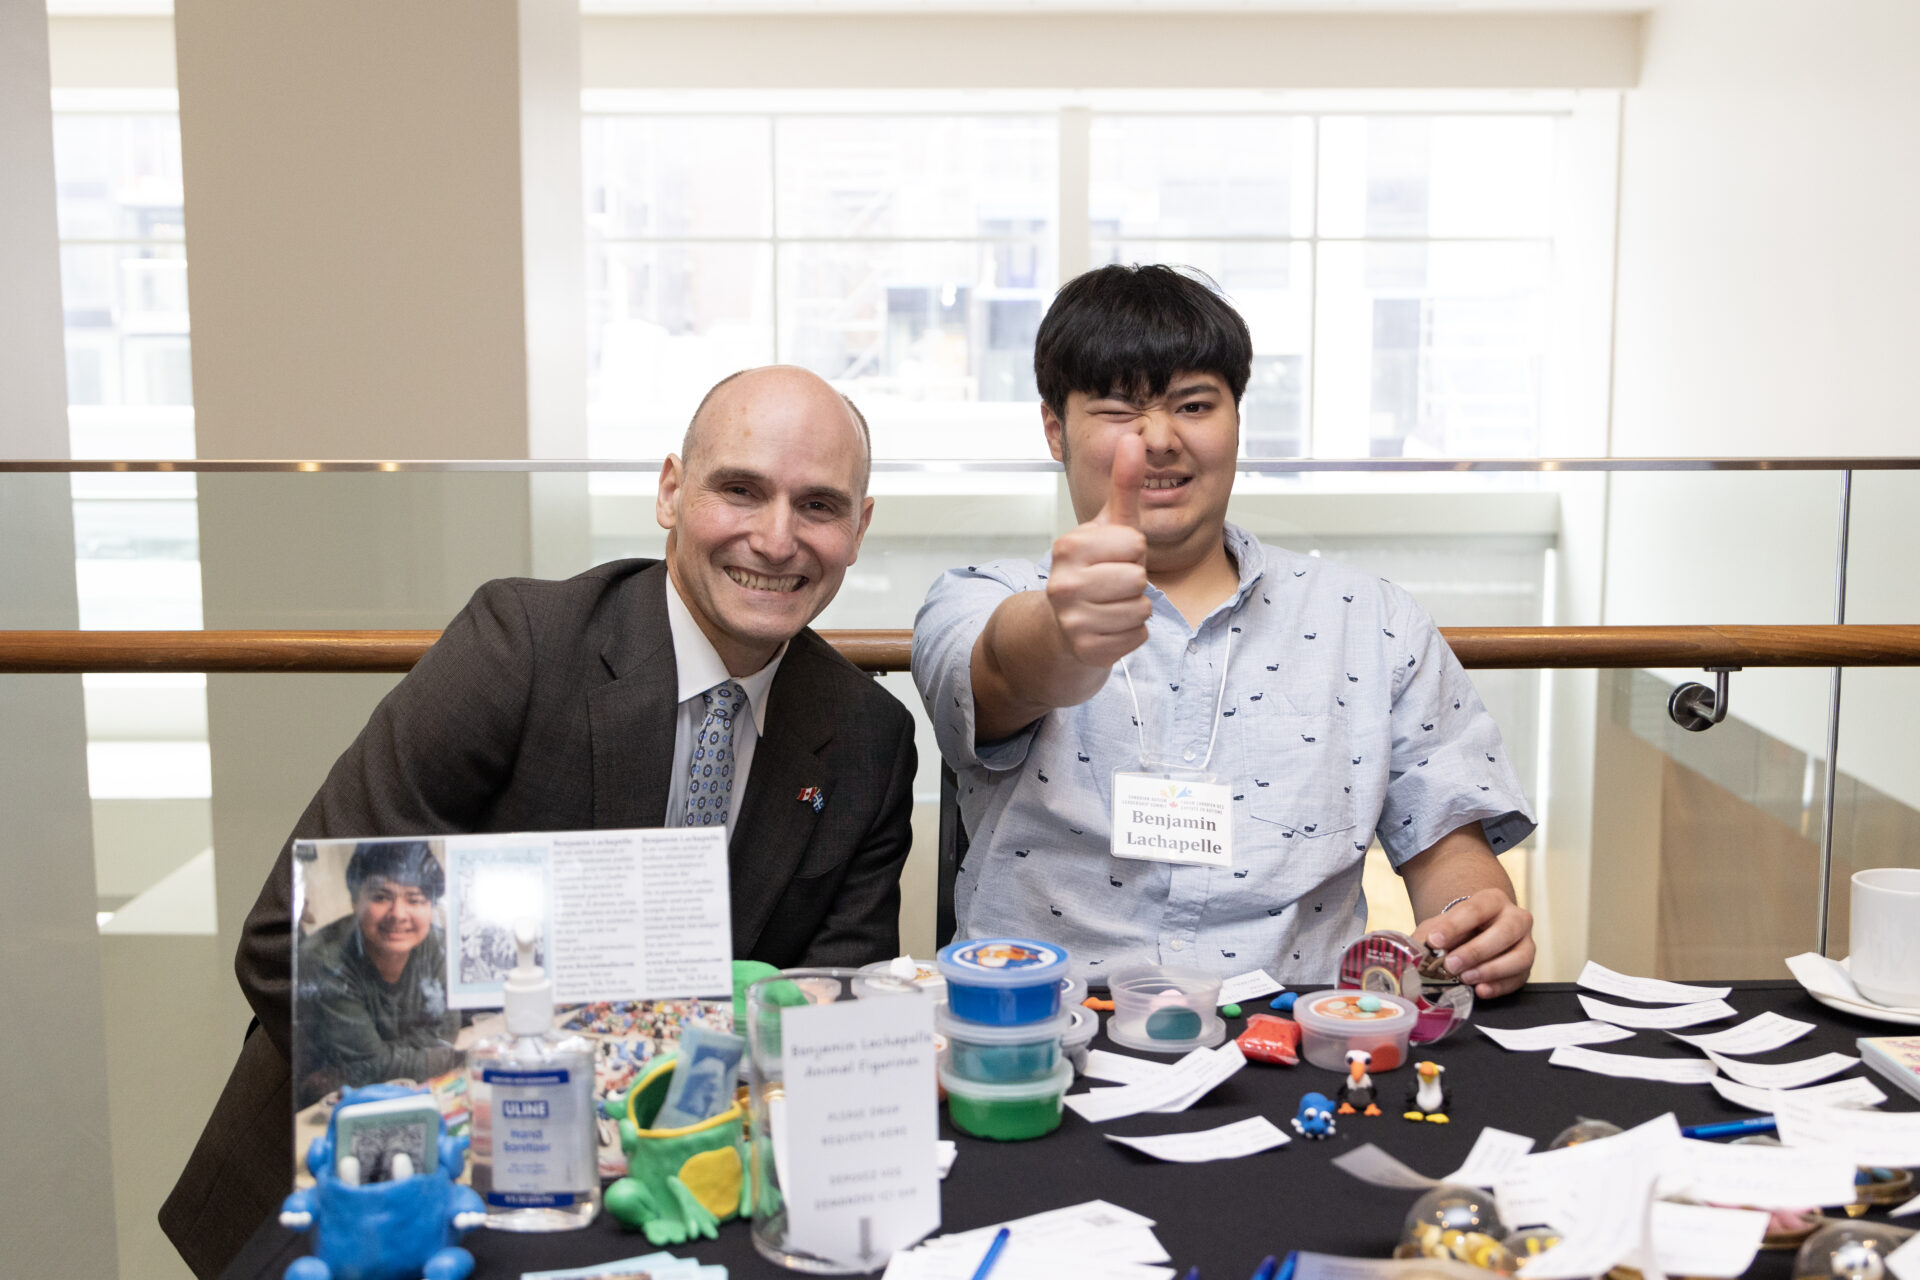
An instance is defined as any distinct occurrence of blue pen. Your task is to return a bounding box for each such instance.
[1680,1116,1777,1140]
[1252,1255,1279,1280]
[1276,1252,1299,1280]
[1183,1269,1201,1280]
[970,1226,1012,1280]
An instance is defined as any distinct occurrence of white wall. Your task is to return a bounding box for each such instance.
[1606,0,1920,807]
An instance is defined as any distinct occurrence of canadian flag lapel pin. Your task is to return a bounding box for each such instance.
[797,786,825,813]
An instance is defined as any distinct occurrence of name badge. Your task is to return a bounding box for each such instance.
[1110,769,1235,869]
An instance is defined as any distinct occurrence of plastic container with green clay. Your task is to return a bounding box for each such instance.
[939,1061,1071,1141]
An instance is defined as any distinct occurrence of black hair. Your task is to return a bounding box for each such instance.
[344,840,444,902]
[1033,264,1253,418]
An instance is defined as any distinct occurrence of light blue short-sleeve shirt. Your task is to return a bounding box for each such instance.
[911,523,1536,985]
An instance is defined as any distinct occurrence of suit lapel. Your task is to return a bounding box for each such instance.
[589,563,679,830]
[728,635,834,955]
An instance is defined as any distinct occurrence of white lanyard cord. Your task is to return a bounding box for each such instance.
[1120,624,1234,773]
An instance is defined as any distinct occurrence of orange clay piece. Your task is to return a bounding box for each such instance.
[1083,997,1116,1011]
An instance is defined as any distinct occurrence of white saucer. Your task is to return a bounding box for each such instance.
[1800,956,1920,1026]
[1806,989,1920,1027]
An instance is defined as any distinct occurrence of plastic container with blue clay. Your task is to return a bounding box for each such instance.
[1105,966,1227,1054]
[937,1006,1070,1085]
[936,938,1069,1027]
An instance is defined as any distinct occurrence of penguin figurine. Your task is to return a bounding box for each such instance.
[1336,1048,1381,1116]
[1403,1060,1450,1123]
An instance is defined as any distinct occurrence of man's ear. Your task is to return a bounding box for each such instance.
[1041,402,1066,463]
[847,495,876,564]
[655,453,685,532]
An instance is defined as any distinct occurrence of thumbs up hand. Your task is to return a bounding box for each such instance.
[1044,434,1152,668]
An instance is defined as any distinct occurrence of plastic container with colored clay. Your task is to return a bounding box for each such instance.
[1105,966,1227,1054]
[937,1006,1070,1085]
[1059,974,1089,1010]
[1294,990,1418,1072]
[1060,1004,1097,1074]
[936,938,1069,1026]
[939,1061,1072,1141]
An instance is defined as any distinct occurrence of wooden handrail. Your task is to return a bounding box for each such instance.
[3,625,1919,674]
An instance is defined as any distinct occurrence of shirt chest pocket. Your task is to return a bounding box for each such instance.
[1238,713,1359,845]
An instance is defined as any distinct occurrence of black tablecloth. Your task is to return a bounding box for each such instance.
[225,980,1917,1280]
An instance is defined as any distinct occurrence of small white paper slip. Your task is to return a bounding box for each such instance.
[1448,1128,1538,1189]
[1548,1044,1719,1084]
[780,995,941,1270]
[1064,1042,1246,1124]
[1648,1202,1769,1278]
[1891,1192,1920,1218]
[1578,961,1732,1004]
[1509,1116,1682,1280]
[1890,1232,1920,1280]
[1579,994,1738,1030]
[1333,1130,1535,1192]
[1332,1144,1445,1190]
[1289,1255,1489,1280]
[936,1140,956,1179]
[1478,1020,1635,1052]
[1217,968,1284,1005]
[1082,1048,1173,1085]
[885,1200,1174,1280]
[1709,1073,1886,1113]
[1670,1011,1815,1055]
[1775,1092,1920,1167]
[1702,1048,1860,1089]
[1661,1137,1858,1208]
[1105,1115,1290,1163]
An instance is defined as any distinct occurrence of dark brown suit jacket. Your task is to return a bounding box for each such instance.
[160,560,916,1278]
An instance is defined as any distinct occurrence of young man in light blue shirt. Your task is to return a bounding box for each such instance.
[913,265,1538,996]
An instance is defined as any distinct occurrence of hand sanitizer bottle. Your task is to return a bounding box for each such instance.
[468,917,600,1230]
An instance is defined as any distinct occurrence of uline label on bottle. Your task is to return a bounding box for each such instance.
[483,1066,587,1208]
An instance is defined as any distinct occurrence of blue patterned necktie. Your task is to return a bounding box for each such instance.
[685,680,744,828]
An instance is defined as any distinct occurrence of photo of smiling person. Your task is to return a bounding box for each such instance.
[292,839,462,1108]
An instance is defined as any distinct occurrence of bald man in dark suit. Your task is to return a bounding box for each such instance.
[161,368,916,1277]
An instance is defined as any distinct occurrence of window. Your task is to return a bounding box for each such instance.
[584,93,1584,462]
[584,104,1056,461]
[52,91,213,933]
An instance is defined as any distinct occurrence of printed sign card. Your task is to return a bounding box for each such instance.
[780,995,941,1269]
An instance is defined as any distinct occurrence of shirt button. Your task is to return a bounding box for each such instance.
[1183,749,1196,763]
[1186,640,1198,654]
[1169,939,1186,952]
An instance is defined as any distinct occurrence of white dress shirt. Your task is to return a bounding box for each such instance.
[662,575,785,839]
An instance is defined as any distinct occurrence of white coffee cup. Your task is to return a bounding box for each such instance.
[1849,867,1920,1009]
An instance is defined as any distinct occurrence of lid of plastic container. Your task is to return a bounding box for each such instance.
[938,1058,1073,1101]
[1058,974,1089,1008]
[1060,1003,1097,1049]
[937,938,1069,988]
[936,1004,1072,1045]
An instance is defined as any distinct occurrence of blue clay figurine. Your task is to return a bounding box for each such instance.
[1292,1091,1337,1139]
[1270,992,1299,1014]
[279,1084,486,1280]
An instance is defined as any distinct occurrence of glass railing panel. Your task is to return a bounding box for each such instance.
[1587,470,1846,981]
[1828,468,1920,966]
